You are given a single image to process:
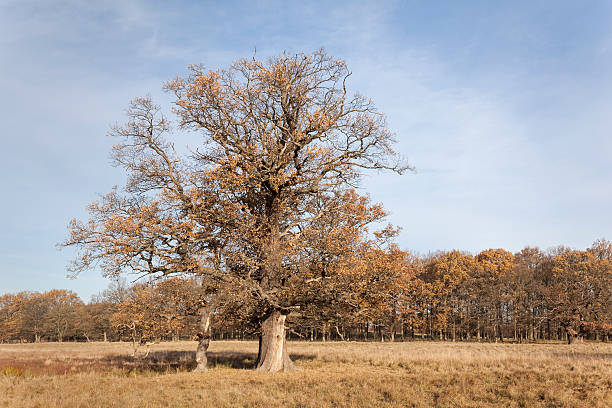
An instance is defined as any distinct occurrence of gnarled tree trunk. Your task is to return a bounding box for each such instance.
[256,310,294,372]
[193,305,213,372]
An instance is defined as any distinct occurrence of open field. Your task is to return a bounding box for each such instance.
[1,340,611,407]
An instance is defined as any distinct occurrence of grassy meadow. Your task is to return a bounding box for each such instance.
[1,340,611,407]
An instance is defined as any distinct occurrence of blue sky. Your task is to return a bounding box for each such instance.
[1,0,611,301]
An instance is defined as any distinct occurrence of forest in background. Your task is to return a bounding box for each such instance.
[2,239,610,345]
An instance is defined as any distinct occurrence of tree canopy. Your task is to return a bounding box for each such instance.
[62,50,408,371]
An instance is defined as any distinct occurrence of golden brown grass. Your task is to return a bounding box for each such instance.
[1,340,611,407]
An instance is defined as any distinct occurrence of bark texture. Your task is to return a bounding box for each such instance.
[193,305,212,372]
[256,311,295,372]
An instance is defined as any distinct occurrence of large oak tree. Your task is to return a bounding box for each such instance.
[63,50,407,371]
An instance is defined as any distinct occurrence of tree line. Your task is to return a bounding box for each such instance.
[2,239,610,345]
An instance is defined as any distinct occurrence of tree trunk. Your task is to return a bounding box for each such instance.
[256,335,263,364]
[193,305,213,372]
[256,310,294,372]
[334,325,345,341]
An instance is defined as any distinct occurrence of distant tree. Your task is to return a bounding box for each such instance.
[43,289,83,342]
[474,249,514,342]
[77,301,117,342]
[111,283,164,356]
[92,279,132,305]
[420,250,473,341]
[110,279,203,356]
[588,238,612,260]
[587,239,612,338]
[62,50,408,371]
[510,247,548,342]
[0,294,20,342]
[277,189,397,341]
[18,292,50,342]
[345,243,413,342]
[154,277,202,341]
[549,242,612,343]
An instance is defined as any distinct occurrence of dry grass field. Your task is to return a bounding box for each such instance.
[1,340,611,407]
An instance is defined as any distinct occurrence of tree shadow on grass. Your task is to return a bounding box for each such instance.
[99,350,197,373]
[100,350,316,372]
[551,351,612,360]
[211,351,316,369]
[0,350,317,375]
